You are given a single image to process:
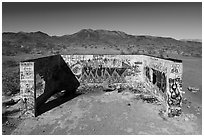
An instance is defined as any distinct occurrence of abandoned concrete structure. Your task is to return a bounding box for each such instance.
[20,54,182,117]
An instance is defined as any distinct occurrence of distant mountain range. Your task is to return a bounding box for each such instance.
[2,29,202,57]
[180,39,202,43]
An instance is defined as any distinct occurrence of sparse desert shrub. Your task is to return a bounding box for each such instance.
[36,42,48,48]
[131,51,138,55]
[159,50,164,58]
[62,45,67,49]
[2,70,20,96]
[2,49,17,56]
[3,60,18,68]
[120,50,125,55]
[18,46,32,54]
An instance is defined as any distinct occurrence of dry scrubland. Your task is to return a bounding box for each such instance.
[2,29,202,134]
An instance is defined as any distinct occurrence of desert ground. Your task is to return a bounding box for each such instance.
[2,50,202,135]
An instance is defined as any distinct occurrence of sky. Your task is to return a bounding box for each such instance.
[2,2,202,40]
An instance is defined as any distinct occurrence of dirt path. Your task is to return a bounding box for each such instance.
[11,90,201,135]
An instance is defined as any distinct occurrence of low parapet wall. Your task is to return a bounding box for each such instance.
[20,54,182,117]
[142,55,182,117]
[61,55,144,89]
[20,55,80,116]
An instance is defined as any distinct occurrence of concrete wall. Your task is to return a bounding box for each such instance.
[20,55,80,117]
[142,55,183,117]
[61,55,144,89]
[20,62,35,116]
[20,54,182,117]
[167,61,183,117]
[61,54,183,116]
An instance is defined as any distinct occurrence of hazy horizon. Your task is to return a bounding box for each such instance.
[2,2,202,40]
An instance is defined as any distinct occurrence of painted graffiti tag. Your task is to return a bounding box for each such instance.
[20,62,35,117]
[170,64,181,73]
[167,77,182,117]
[61,55,143,85]
[20,55,183,118]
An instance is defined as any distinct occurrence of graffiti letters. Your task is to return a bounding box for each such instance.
[170,64,181,74]
[61,55,143,86]
[167,76,182,117]
[19,55,183,118]
[20,62,35,116]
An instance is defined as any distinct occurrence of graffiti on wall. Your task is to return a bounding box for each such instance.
[170,64,182,74]
[61,55,143,87]
[30,55,79,114]
[35,74,45,99]
[144,56,183,117]
[19,54,183,118]
[20,62,35,116]
[143,56,168,94]
[143,56,182,117]
[152,69,167,93]
[144,65,167,99]
[167,63,183,117]
[20,55,81,117]
[148,57,168,73]
[80,67,127,83]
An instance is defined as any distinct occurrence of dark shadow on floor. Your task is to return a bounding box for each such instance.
[36,92,82,116]
[2,115,8,124]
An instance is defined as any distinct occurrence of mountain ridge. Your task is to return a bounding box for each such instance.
[2,29,202,57]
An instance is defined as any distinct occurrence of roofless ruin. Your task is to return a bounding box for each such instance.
[20,54,182,117]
